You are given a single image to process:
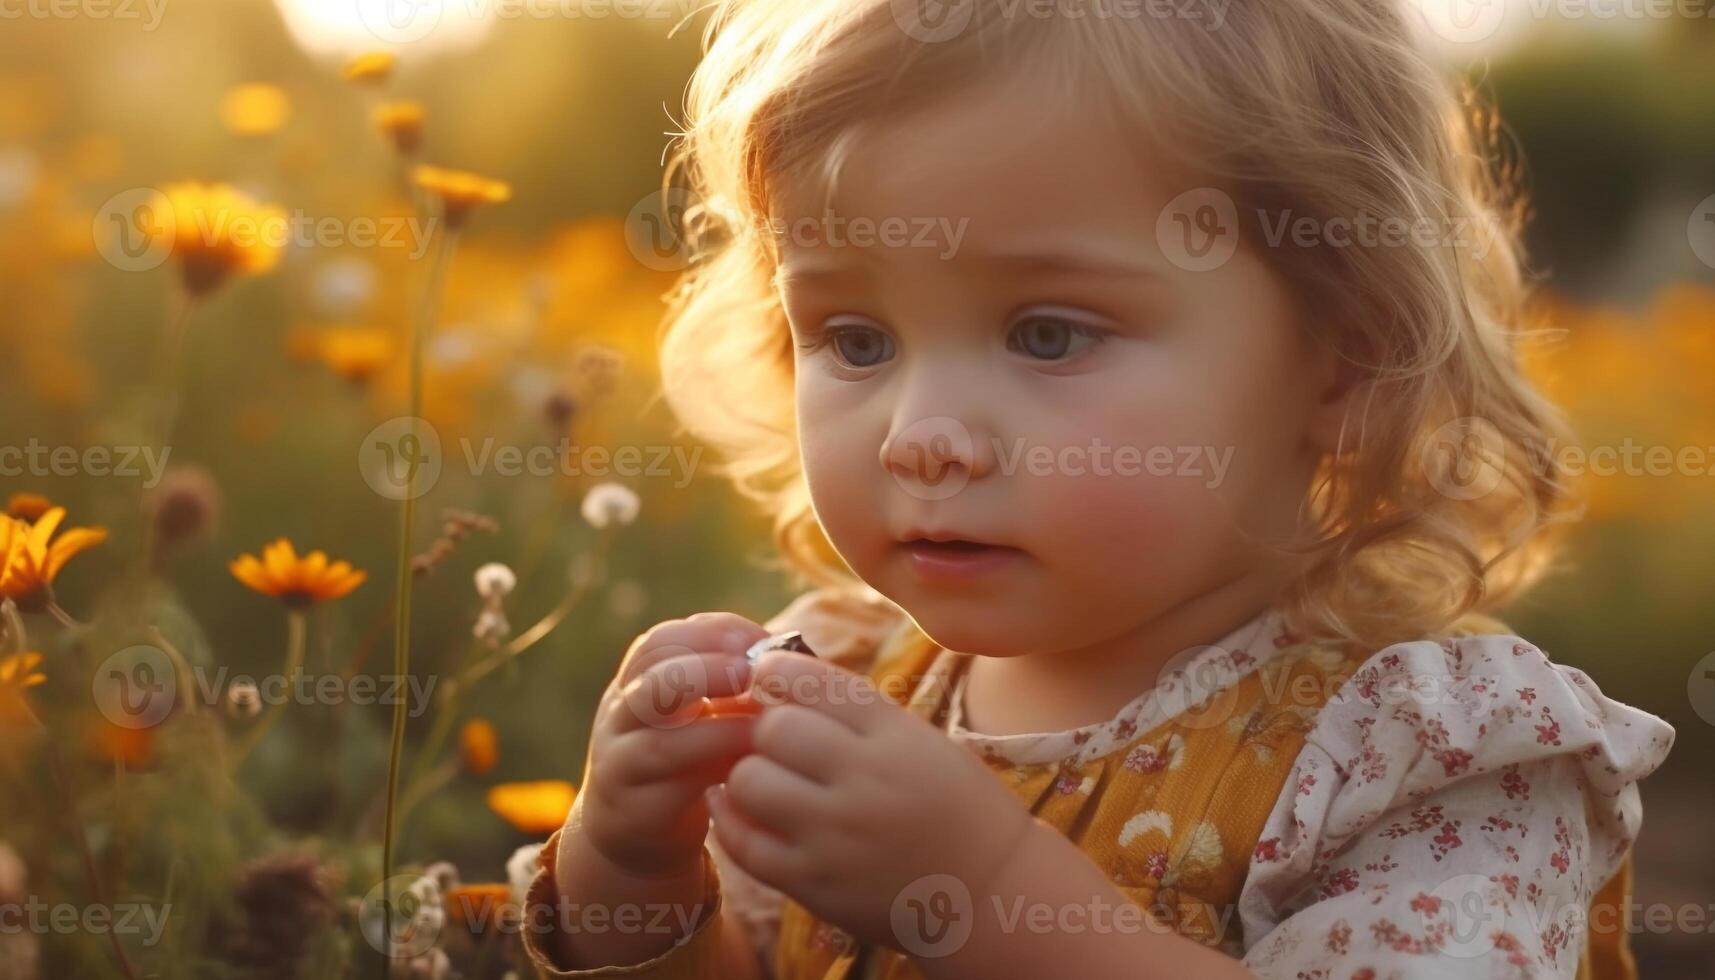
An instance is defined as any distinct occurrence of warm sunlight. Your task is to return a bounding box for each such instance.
[272,0,495,57]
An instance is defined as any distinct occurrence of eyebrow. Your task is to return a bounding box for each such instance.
[773,241,1162,291]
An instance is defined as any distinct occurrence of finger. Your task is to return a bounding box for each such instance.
[617,614,769,686]
[608,714,755,786]
[611,652,754,733]
[750,651,889,735]
[705,783,810,892]
[750,703,851,786]
[723,754,830,839]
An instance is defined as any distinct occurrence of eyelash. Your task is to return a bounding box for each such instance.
[797,314,1109,370]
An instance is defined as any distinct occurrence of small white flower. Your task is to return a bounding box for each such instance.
[360,871,445,962]
[473,562,517,599]
[423,861,460,895]
[309,256,376,318]
[506,842,546,905]
[473,606,510,647]
[225,680,263,720]
[580,482,640,529]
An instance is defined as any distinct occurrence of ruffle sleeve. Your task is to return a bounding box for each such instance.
[1236,632,1675,978]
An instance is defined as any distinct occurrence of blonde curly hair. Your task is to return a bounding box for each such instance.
[653,0,1581,650]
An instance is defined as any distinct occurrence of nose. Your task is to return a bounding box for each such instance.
[878,368,998,494]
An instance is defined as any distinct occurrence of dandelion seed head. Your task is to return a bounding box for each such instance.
[580,482,639,529]
[473,562,516,599]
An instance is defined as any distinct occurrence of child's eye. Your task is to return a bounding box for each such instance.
[804,319,895,369]
[1007,312,1106,362]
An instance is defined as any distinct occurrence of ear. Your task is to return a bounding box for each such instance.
[1303,344,1368,455]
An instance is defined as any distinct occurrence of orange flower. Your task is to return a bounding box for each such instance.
[486,780,575,834]
[142,182,287,296]
[230,539,366,607]
[5,492,52,521]
[460,718,499,775]
[445,883,514,934]
[0,651,45,726]
[0,507,109,611]
[315,325,395,384]
[342,52,397,85]
[412,165,511,229]
[87,717,156,768]
[373,101,425,156]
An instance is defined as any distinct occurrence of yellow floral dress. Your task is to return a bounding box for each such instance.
[523,587,1674,980]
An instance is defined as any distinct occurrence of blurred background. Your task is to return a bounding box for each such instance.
[0,0,1711,976]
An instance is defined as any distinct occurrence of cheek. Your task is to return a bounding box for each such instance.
[795,376,887,555]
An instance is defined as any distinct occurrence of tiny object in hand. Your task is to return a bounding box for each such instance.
[702,631,817,718]
[744,630,815,664]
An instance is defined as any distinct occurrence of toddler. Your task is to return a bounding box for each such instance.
[520,1,1676,977]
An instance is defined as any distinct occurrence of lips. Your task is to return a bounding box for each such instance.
[905,539,994,553]
[897,534,1023,579]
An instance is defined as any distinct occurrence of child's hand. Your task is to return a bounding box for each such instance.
[575,612,770,879]
[705,650,1038,950]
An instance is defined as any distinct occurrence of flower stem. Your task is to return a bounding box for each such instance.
[146,626,199,717]
[230,609,306,768]
[46,599,84,630]
[381,225,458,968]
[43,739,143,980]
[462,530,612,691]
[139,293,198,572]
[1,598,27,652]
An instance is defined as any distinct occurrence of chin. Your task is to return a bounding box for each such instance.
[891,597,1045,658]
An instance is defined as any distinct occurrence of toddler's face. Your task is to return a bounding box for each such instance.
[774,77,1344,658]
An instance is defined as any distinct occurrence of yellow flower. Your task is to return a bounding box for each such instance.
[342,52,397,85]
[230,538,366,607]
[0,652,44,689]
[486,780,575,834]
[373,100,426,156]
[0,507,109,611]
[143,182,287,296]
[218,83,291,138]
[315,325,395,384]
[460,718,498,775]
[0,651,45,726]
[412,165,511,229]
[5,492,52,521]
